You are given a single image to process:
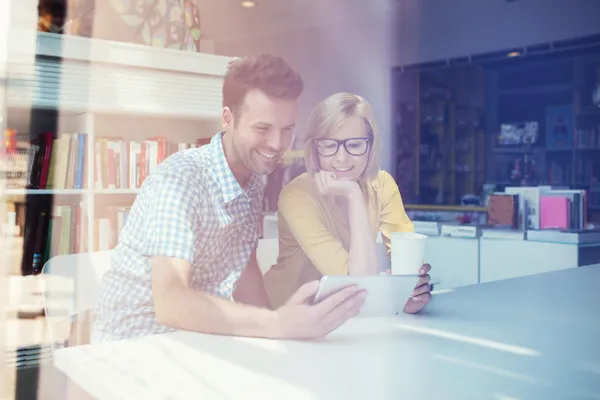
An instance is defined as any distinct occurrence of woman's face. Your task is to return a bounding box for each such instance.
[315,116,371,181]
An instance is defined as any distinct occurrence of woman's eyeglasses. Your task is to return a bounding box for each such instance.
[314,138,371,157]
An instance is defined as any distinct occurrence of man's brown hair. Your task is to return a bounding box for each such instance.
[222,54,304,120]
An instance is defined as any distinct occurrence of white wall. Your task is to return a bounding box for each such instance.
[215,0,600,174]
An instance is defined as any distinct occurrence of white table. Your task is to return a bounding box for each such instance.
[54,266,600,400]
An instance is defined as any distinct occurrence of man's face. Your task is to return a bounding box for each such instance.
[224,89,297,178]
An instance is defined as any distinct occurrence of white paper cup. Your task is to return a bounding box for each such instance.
[391,232,427,275]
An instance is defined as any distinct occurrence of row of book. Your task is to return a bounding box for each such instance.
[487,186,587,233]
[3,131,88,190]
[574,157,598,185]
[2,129,212,190]
[94,207,131,251]
[576,126,600,149]
[94,137,209,190]
[16,202,131,275]
[20,203,87,275]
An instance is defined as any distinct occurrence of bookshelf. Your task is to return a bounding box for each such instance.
[486,54,600,220]
[392,65,486,206]
[392,42,600,224]
[1,31,236,274]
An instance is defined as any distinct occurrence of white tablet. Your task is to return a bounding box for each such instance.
[313,274,422,318]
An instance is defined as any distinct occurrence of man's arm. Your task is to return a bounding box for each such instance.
[145,170,364,339]
[152,256,276,337]
[233,248,272,309]
[151,255,366,339]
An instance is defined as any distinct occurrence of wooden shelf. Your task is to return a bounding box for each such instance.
[405,204,488,212]
[4,189,87,196]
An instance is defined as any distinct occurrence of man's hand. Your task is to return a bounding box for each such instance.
[273,281,366,339]
[313,171,360,198]
[403,263,432,314]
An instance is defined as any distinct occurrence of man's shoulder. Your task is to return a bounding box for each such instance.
[154,145,215,188]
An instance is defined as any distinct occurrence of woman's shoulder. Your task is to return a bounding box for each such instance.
[278,172,318,203]
[370,169,400,193]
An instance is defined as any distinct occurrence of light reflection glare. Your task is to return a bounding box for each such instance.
[494,395,520,400]
[431,288,455,295]
[233,337,288,353]
[394,324,539,356]
[433,354,537,383]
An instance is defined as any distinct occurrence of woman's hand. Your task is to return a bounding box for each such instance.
[313,170,360,198]
[403,263,432,314]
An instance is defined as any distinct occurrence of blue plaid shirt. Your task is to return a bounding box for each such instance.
[92,132,264,342]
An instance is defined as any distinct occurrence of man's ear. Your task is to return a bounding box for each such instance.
[222,107,234,131]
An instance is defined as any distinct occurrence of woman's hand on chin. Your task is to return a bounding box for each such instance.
[313,170,360,198]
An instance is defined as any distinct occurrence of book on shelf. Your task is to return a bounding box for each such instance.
[3,131,88,190]
[504,186,553,230]
[539,189,586,231]
[94,206,131,251]
[487,193,519,229]
[94,136,204,190]
[21,202,87,275]
[496,186,588,231]
[3,130,29,188]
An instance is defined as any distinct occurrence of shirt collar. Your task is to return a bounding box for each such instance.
[210,132,262,203]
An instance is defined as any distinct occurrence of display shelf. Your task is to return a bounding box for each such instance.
[485,54,600,217]
[4,189,87,196]
[93,189,138,195]
[405,204,488,213]
[392,65,485,207]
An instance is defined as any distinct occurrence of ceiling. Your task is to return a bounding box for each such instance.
[197,0,400,43]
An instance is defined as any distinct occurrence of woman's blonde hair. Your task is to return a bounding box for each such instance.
[303,92,381,181]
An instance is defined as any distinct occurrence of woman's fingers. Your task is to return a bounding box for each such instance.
[420,263,431,275]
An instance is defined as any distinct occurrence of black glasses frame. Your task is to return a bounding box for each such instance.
[313,137,372,157]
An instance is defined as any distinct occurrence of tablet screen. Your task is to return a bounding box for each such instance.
[313,275,421,318]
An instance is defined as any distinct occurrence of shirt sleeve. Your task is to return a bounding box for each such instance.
[278,186,350,276]
[378,171,415,259]
[143,170,202,264]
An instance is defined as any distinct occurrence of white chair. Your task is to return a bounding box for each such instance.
[40,250,113,351]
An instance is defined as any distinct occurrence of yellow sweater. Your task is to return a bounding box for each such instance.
[263,170,414,309]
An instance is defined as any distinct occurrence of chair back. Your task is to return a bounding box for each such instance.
[40,250,112,347]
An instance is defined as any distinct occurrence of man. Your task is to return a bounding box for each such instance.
[92,54,366,343]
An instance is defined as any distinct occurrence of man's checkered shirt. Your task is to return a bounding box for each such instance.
[92,132,264,342]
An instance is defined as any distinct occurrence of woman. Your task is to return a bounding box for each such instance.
[264,92,432,312]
